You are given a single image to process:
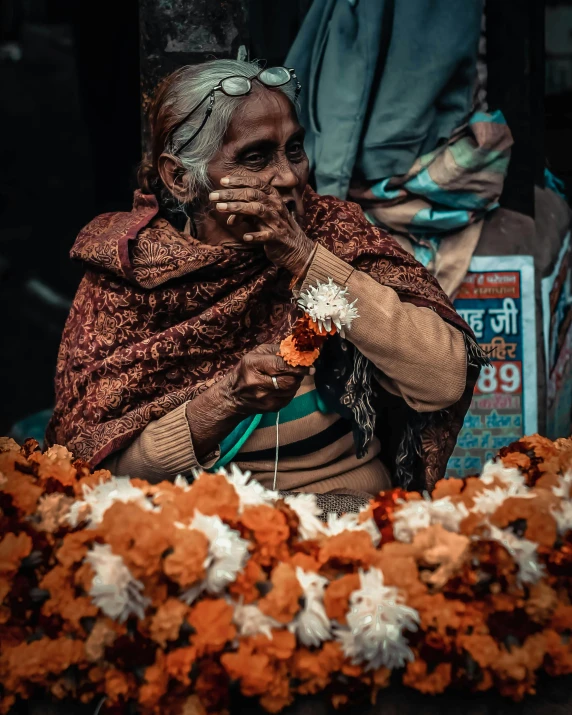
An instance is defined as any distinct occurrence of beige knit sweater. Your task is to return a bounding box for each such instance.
[102,245,467,492]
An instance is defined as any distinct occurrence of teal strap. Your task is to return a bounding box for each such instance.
[214,414,262,469]
[212,389,330,470]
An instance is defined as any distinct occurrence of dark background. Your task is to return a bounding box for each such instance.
[0,0,571,435]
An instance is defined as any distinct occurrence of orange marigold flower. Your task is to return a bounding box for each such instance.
[165,646,197,686]
[163,528,208,588]
[35,493,74,533]
[241,505,290,565]
[457,634,501,668]
[374,542,427,600]
[524,582,559,623]
[189,598,236,656]
[180,472,240,522]
[228,559,266,604]
[56,530,95,569]
[286,551,321,572]
[319,530,377,569]
[85,618,124,662]
[104,668,135,704]
[490,494,558,548]
[139,651,169,709]
[149,598,189,647]
[222,643,275,697]
[543,629,572,677]
[324,573,360,624]
[402,659,451,694]
[96,501,175,579]
[0,466,43,515]
[258,562,302,624]
[74,468,112,497]
[31,447,78,489]
[0,532,32,574]
[245,629,297,661]
[258,662,293,713]
[3,637,85,690]
[291,641,345,695]
[432,477,464,500]
[278,335,320,367]
[500,451,531,471]
[551,604,572,632]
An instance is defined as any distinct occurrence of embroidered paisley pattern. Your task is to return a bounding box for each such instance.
[46,187,475,486]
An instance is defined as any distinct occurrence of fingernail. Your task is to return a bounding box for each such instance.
[243,234,253,241]
[309,366,316,375]
[216,202,228,210]
[209,192,219,200]
[227,214,236,225]
[220,177,230,185]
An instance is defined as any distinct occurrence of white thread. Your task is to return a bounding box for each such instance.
[273,411,280,491]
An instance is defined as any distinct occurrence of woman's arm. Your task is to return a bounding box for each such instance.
[100,345,308,482]
[300,244,467,412]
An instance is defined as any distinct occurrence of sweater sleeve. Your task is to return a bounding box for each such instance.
[99,402,220,481]
[300,243,467,412]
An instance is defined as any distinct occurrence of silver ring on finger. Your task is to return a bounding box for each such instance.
[271,375,280,391]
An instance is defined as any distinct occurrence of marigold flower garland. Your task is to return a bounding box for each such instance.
[0,433,571,714]
[279,278,359,366]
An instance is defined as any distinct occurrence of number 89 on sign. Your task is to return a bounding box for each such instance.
[475,361,522,394]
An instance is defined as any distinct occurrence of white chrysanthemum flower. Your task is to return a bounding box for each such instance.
[68,477,155,528]
[218,464,278,512]
[487,524,544,585]
[392,496,468,543]
[552,471,572,500]
[181,511,249,604]
[232,602,281,638]
[289,568,331,647]
[471,487,536,516]
[297,278,359,337]
[326,512,381,547]
[551,502,572,536]
[285,493,326,540]
[86,544,150,622]
[174,475,191,491]
[335,568,419,670]
[480,460,527,490]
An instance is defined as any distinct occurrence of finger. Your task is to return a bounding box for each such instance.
[252,343,281,355]
[209,188,270,203]
[215,200,284,220]
[220,175,278,195]
[242,229,273,243]
[267,374,299,392]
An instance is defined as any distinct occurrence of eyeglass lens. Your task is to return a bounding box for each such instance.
[220,76,252,96]
[259,67,291,87]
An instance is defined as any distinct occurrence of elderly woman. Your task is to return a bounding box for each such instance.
[46,60,483,506]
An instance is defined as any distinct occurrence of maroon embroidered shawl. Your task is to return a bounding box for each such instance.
[46,187,476,487]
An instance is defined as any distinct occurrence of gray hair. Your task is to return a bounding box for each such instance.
[139,59,298,212]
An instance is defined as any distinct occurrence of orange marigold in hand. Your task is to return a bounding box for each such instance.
[258,563,302,624]
[149,598,189,647]
[278,334,320,367]
[324,573,360,624]
[403,660,452,694]
[163,528,208,589]
[165,646,197,686]
[189,598,236,656]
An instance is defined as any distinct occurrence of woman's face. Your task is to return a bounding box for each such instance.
[204,89,309,241]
